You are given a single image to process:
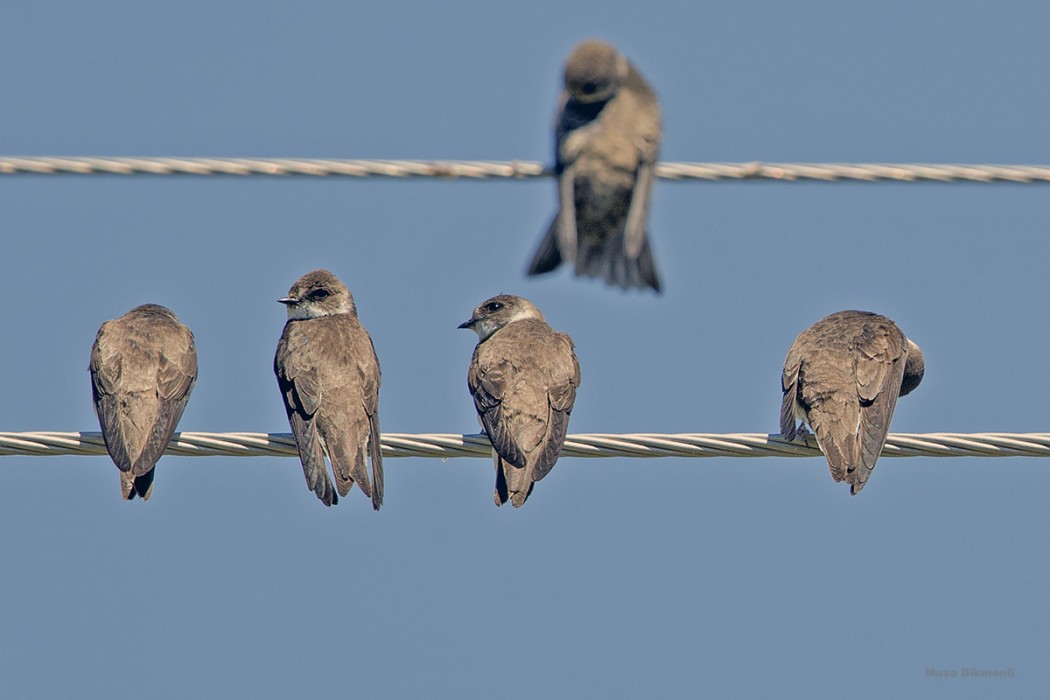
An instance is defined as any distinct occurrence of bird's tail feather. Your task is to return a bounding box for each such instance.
[811,407,863,493]
[526,218,563,276]
[494,456,534,508]
[121,468,155,501]
[578,234,661,293]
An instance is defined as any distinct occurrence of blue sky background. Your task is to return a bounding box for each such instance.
[1,2,1048,697]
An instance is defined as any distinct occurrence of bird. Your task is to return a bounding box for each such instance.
[89,303,197,501]
[527,39,663,293]
[780,310,925,494]
[274,269,383,509]
[459,294,581,507]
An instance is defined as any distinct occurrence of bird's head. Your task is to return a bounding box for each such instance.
[458,294,543,342]
[278,269,356,320]
[563,39,628,104]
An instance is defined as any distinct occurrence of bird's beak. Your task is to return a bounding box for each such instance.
[457,318,476,330]
[277,297,298,306]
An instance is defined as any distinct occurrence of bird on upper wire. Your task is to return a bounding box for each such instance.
[527,39,664,293]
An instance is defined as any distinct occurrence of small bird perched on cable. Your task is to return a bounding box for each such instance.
[460,295,581,507]
[780,310,925,494]
[527,39,663,293]
[89,304,198,500]
[274,269,383,508]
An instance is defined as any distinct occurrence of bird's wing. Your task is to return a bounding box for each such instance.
[363,335,383,510]
[313,325,383,506]
[133,325,197,477]
[275,325,336,506]
[554,162,578,262]
[623,160,654,260]
[780,342,805,440]
[89,321,134,473]
[468,351,526,469]
[850,322,907,493]
[552,95,597,261]
[792,328,863,485]
[533,332,580,481]
[622,80,661,260]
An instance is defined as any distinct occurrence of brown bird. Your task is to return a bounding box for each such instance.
[274,270,383,508]
[781,310,925,494]
[527,39,663,292]
[89,304,198,500]
[460,295,581,507]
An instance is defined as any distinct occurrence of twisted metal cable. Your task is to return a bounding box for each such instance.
[4,157,1050,183]
[2,431,1050,460]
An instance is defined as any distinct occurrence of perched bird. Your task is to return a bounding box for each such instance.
[89,304,197,500]
[274,270,383,508]
[780,310,925,495]
[527,39,663,293]
[459,295,581,507]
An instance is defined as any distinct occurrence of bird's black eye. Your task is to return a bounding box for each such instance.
[484,301,503,313]
[308,288,331,301]
[582,80,598,94]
